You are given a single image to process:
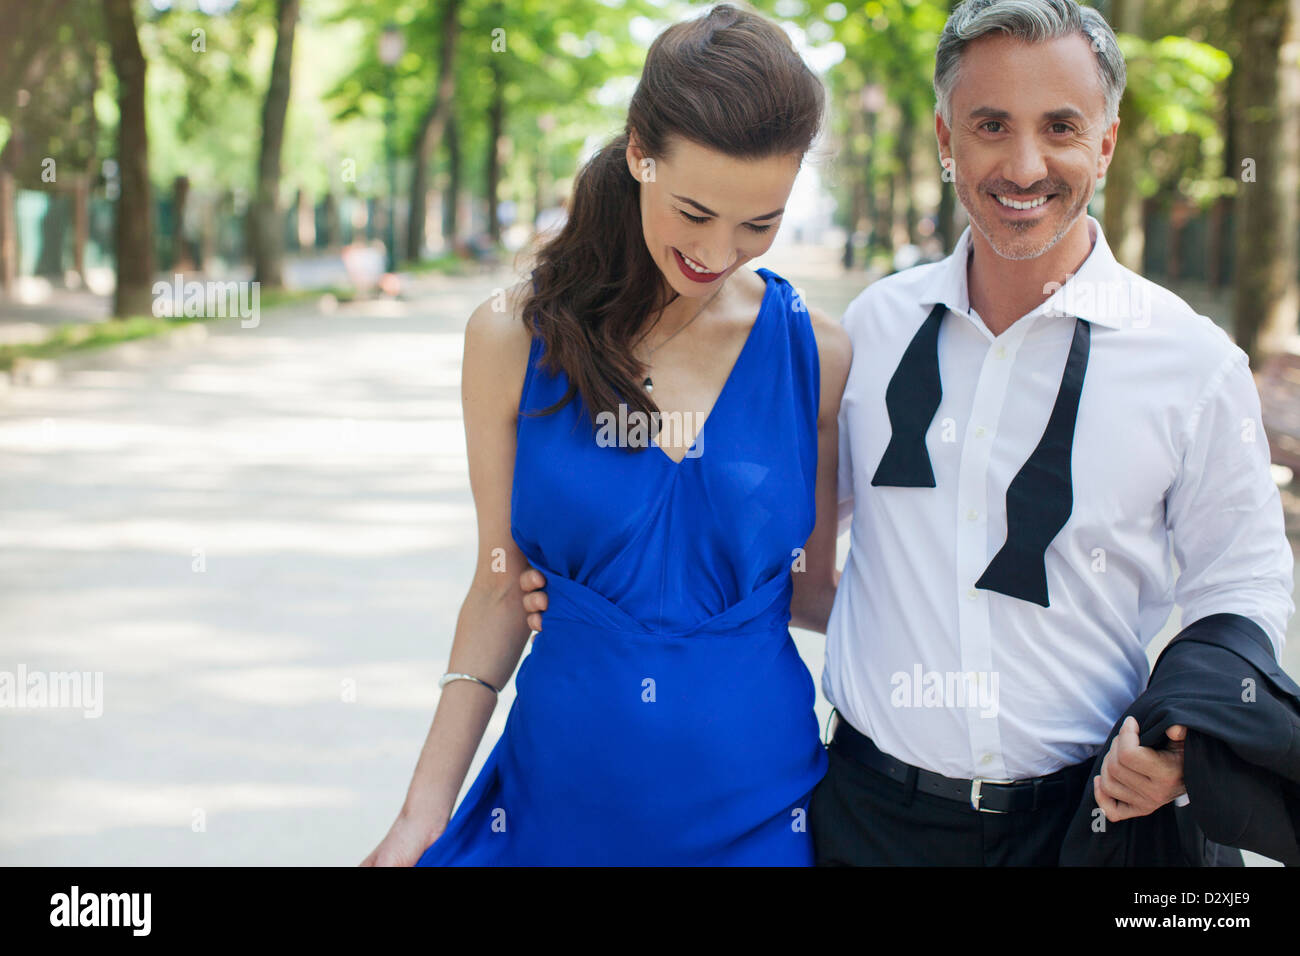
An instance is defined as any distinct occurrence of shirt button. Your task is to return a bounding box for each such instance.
[967,509,979,521]
[981,753,994,765]
[995,346,1007,359]
[975,426,987,438]
[966,587,979,600]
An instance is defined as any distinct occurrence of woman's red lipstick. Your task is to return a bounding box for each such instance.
[673,248,723,283]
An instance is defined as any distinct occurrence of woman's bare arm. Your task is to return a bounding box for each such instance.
[789,304,851,635]
[372,283,537,857]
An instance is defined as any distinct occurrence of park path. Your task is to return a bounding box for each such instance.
[0,267,509,864]
[0,245,1294,864]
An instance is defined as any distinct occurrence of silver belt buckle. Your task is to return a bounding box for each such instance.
[970,777,1015,813]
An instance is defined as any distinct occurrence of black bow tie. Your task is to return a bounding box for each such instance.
[872,304,1092,607]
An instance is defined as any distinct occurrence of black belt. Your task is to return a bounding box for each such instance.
[829,713,1093,813]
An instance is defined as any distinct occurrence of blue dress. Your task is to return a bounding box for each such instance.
[415,267,827,865]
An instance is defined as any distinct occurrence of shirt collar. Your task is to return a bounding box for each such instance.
[918,216,1129,330]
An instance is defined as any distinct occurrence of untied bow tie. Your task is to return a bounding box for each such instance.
[871,303,1091,607]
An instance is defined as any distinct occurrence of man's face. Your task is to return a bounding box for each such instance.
[936,32,1119,261]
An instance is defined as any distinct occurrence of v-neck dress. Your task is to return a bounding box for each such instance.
[415,267,827,865]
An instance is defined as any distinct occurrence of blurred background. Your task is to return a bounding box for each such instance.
[0,0,1297,865]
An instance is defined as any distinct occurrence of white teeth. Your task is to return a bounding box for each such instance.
[679,251,713,273]
[996,194,1049,210]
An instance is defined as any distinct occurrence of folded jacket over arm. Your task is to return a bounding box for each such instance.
[1059,612,1300,866]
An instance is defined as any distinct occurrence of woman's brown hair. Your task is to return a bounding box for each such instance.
[517,2,826,439]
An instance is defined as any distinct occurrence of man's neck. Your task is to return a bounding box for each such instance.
[967,218,1095,337]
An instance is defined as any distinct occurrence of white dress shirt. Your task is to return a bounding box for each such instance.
[827,216,1295,780]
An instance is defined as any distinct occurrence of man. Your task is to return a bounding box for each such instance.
[809,0,1293,865]
[520,0,1295,865]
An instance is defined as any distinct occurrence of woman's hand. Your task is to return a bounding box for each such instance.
[360,810,448,867]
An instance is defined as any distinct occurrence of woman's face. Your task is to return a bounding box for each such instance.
[626,132,802,300]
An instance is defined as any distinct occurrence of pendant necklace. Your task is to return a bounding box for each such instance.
[636,284,724,394]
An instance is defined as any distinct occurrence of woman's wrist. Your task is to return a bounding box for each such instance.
[399,796,452,839]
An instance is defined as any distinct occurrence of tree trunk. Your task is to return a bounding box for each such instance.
[36,191,64,277]
[881,159,897,257]
[0,166,15,293]
[897,99,918,245]
[1167,199,1188,281]
[1232,0,1300,362]
[172,175,194,272]
[322,192,339,249]
[485,56,505,244]
[251,0,299,289]
[1208,64,1237,291]
[406,0,460,263]
[103,0,153,317]
[842,88,864,269]
[1102,0,1145,271]
[443,110,460,249]
[863,109,879,253]
[73,171,88,283]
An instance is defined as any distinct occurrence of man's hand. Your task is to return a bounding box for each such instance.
[1094,716,1187,822]
[519,567,548,633]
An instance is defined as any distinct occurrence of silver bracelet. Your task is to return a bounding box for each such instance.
[438,672,500,694]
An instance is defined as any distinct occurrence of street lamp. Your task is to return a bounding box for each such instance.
[379,23,405,275]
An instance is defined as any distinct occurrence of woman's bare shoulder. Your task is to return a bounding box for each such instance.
[463,278,536,413]
[465,278,534,341]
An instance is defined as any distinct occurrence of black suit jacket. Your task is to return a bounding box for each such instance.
[1059,613,1300,866]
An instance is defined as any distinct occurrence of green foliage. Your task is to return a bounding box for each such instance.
[0,2,100,186]
[1115,32,1233,204]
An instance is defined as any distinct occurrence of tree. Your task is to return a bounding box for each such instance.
[1232,0,1300,363]
[250,0,300,290]
[802,0,948,258]
[0,0,85,291]
[102,0,153,317]
[1102,0,1145,271]
[406,0,460,264]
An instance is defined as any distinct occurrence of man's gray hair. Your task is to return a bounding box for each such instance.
[934,0,1126,124]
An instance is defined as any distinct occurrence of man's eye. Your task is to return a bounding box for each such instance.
[1050,123,1074,134]
[981,121,1003,133]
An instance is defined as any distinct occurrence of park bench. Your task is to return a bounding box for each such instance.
[1259,350,1300,475]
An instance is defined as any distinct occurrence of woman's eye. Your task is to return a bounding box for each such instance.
[678,209,772,233]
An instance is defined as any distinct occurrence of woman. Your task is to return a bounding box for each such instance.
[363,2,851,866]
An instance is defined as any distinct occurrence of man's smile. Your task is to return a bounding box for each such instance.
[993,193,1054,210]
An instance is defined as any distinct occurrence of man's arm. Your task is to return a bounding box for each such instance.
[1167,349,1294,654]
[1096,347,1295,821]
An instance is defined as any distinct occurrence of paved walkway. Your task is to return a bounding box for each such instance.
[0,246,1295,865]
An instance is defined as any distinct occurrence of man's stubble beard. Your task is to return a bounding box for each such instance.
[954,176,1093,262]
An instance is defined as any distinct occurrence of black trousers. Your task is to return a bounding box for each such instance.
[809,740,1095,866]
